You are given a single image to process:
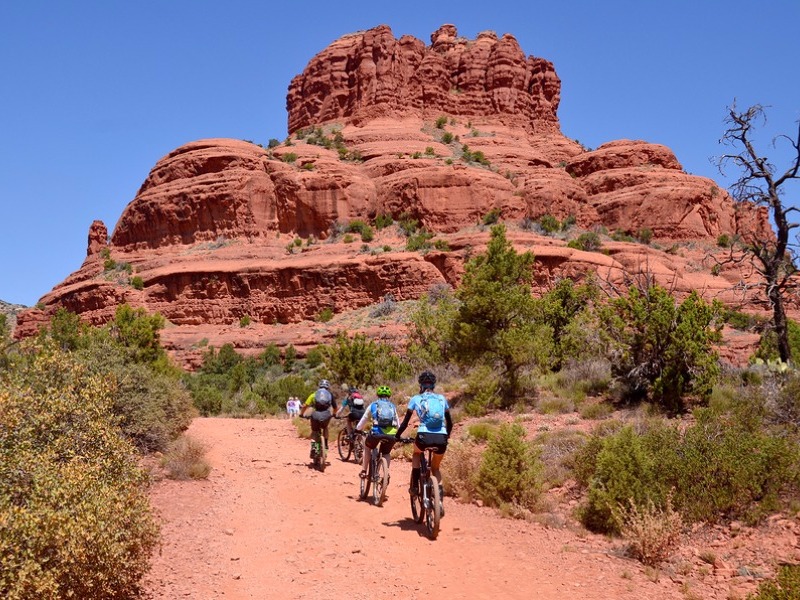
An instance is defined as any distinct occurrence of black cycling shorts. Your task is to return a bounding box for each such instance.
[415,432,448,455]
[365,433,396,454]
[348,409,365,422]
[310,410,332,432]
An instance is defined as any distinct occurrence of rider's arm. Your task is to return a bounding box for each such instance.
[355,410,369,432]
[395,409,413,438]
[445,409,453,436]
[335,398,347,418]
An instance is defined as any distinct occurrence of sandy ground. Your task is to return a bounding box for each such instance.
[142,417,798,600]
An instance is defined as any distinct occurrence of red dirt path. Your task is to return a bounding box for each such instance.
[142,418,786,600]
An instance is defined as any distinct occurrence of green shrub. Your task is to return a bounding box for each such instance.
[131,275,144,290]
[467,420,498,442]
[435,115,447,128]
[567,232,602,252]
[482,208,501,225]
[406,230,434,252]
[268,138,280,148]
[320,331,410,387]
[611,229,636,243]
[342,233,354,243]
[441,131,454,144]
[748,564,800,600]
[717,233,732,248]
[260,343,281,367]
[580,425,662,533]
[538,214,561,234]
[723,308,764,331]
[425,146,435,156]
[283,344,297,372]
[0,342,159,599]
[577,409,800,533]
[305,346,324,368]
[398,213,419,235]
[754,318,800,363]
[239,315,251,327]
[464,365,502,416]
[374,214,393,230]
[476,423,543,511]
[281,153,297,163]
[433,239,450,251]
[451,224,553,400]
[405,287,459,368]
[317,307,334,322]
[360,227,374,243]
[599,286,722,412]
[637,228,653,245]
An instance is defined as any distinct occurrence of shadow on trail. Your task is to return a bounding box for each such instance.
[381,518,429,537]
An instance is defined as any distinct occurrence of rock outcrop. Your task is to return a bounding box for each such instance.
[14,24,779,366]
[286,25,561,135]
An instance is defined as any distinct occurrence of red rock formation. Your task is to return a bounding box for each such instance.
[13,24,782,367]
[286,25,561,135]
[86,220,108,256]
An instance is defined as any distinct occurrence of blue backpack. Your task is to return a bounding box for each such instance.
[419,392,445,430]
[374,399,394,428]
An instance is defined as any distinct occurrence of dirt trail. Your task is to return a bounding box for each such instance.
[143,418,702,600]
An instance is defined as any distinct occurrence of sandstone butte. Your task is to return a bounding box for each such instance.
[15,24,786,368]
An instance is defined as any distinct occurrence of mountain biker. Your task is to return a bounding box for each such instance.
[355,385,400,481]
[335,386,366,439]
[301,379,338,459]
[395,370,452,510]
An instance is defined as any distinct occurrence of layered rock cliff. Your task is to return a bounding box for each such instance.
[15,24,777,366]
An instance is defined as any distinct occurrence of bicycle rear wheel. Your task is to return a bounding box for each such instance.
[337,429,352,461]
[425,475,441,539]
[373,457,389,507]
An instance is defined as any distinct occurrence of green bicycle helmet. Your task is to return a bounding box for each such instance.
[376,385,392,398]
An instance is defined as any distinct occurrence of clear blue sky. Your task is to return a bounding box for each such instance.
[1,1,798,306]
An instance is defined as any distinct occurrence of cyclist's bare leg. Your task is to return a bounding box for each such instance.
[430,452,445,481]
[409,446,422,493]
[361,442,370,476]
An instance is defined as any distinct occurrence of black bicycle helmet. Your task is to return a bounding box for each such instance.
[418,370,436,388]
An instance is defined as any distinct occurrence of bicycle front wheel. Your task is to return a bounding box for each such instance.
[353,436,364,463]
[373,457,389,507]
[425,476,441,540]
[410,479,423,523]
[337,428,352,461]
[359,463,371,500]
[318,438,327,472]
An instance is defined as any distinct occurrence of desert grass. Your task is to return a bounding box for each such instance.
[161,435,212,480]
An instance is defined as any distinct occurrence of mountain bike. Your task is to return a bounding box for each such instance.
[336,420,364,463]
[358,432,393,506]
[400,439,442,539]
[302,415,328,472]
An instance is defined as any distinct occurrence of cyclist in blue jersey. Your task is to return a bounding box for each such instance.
[395,371,452,502]
[356,385,400,480]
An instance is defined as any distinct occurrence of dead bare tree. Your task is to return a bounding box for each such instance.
[716,103,800,363]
